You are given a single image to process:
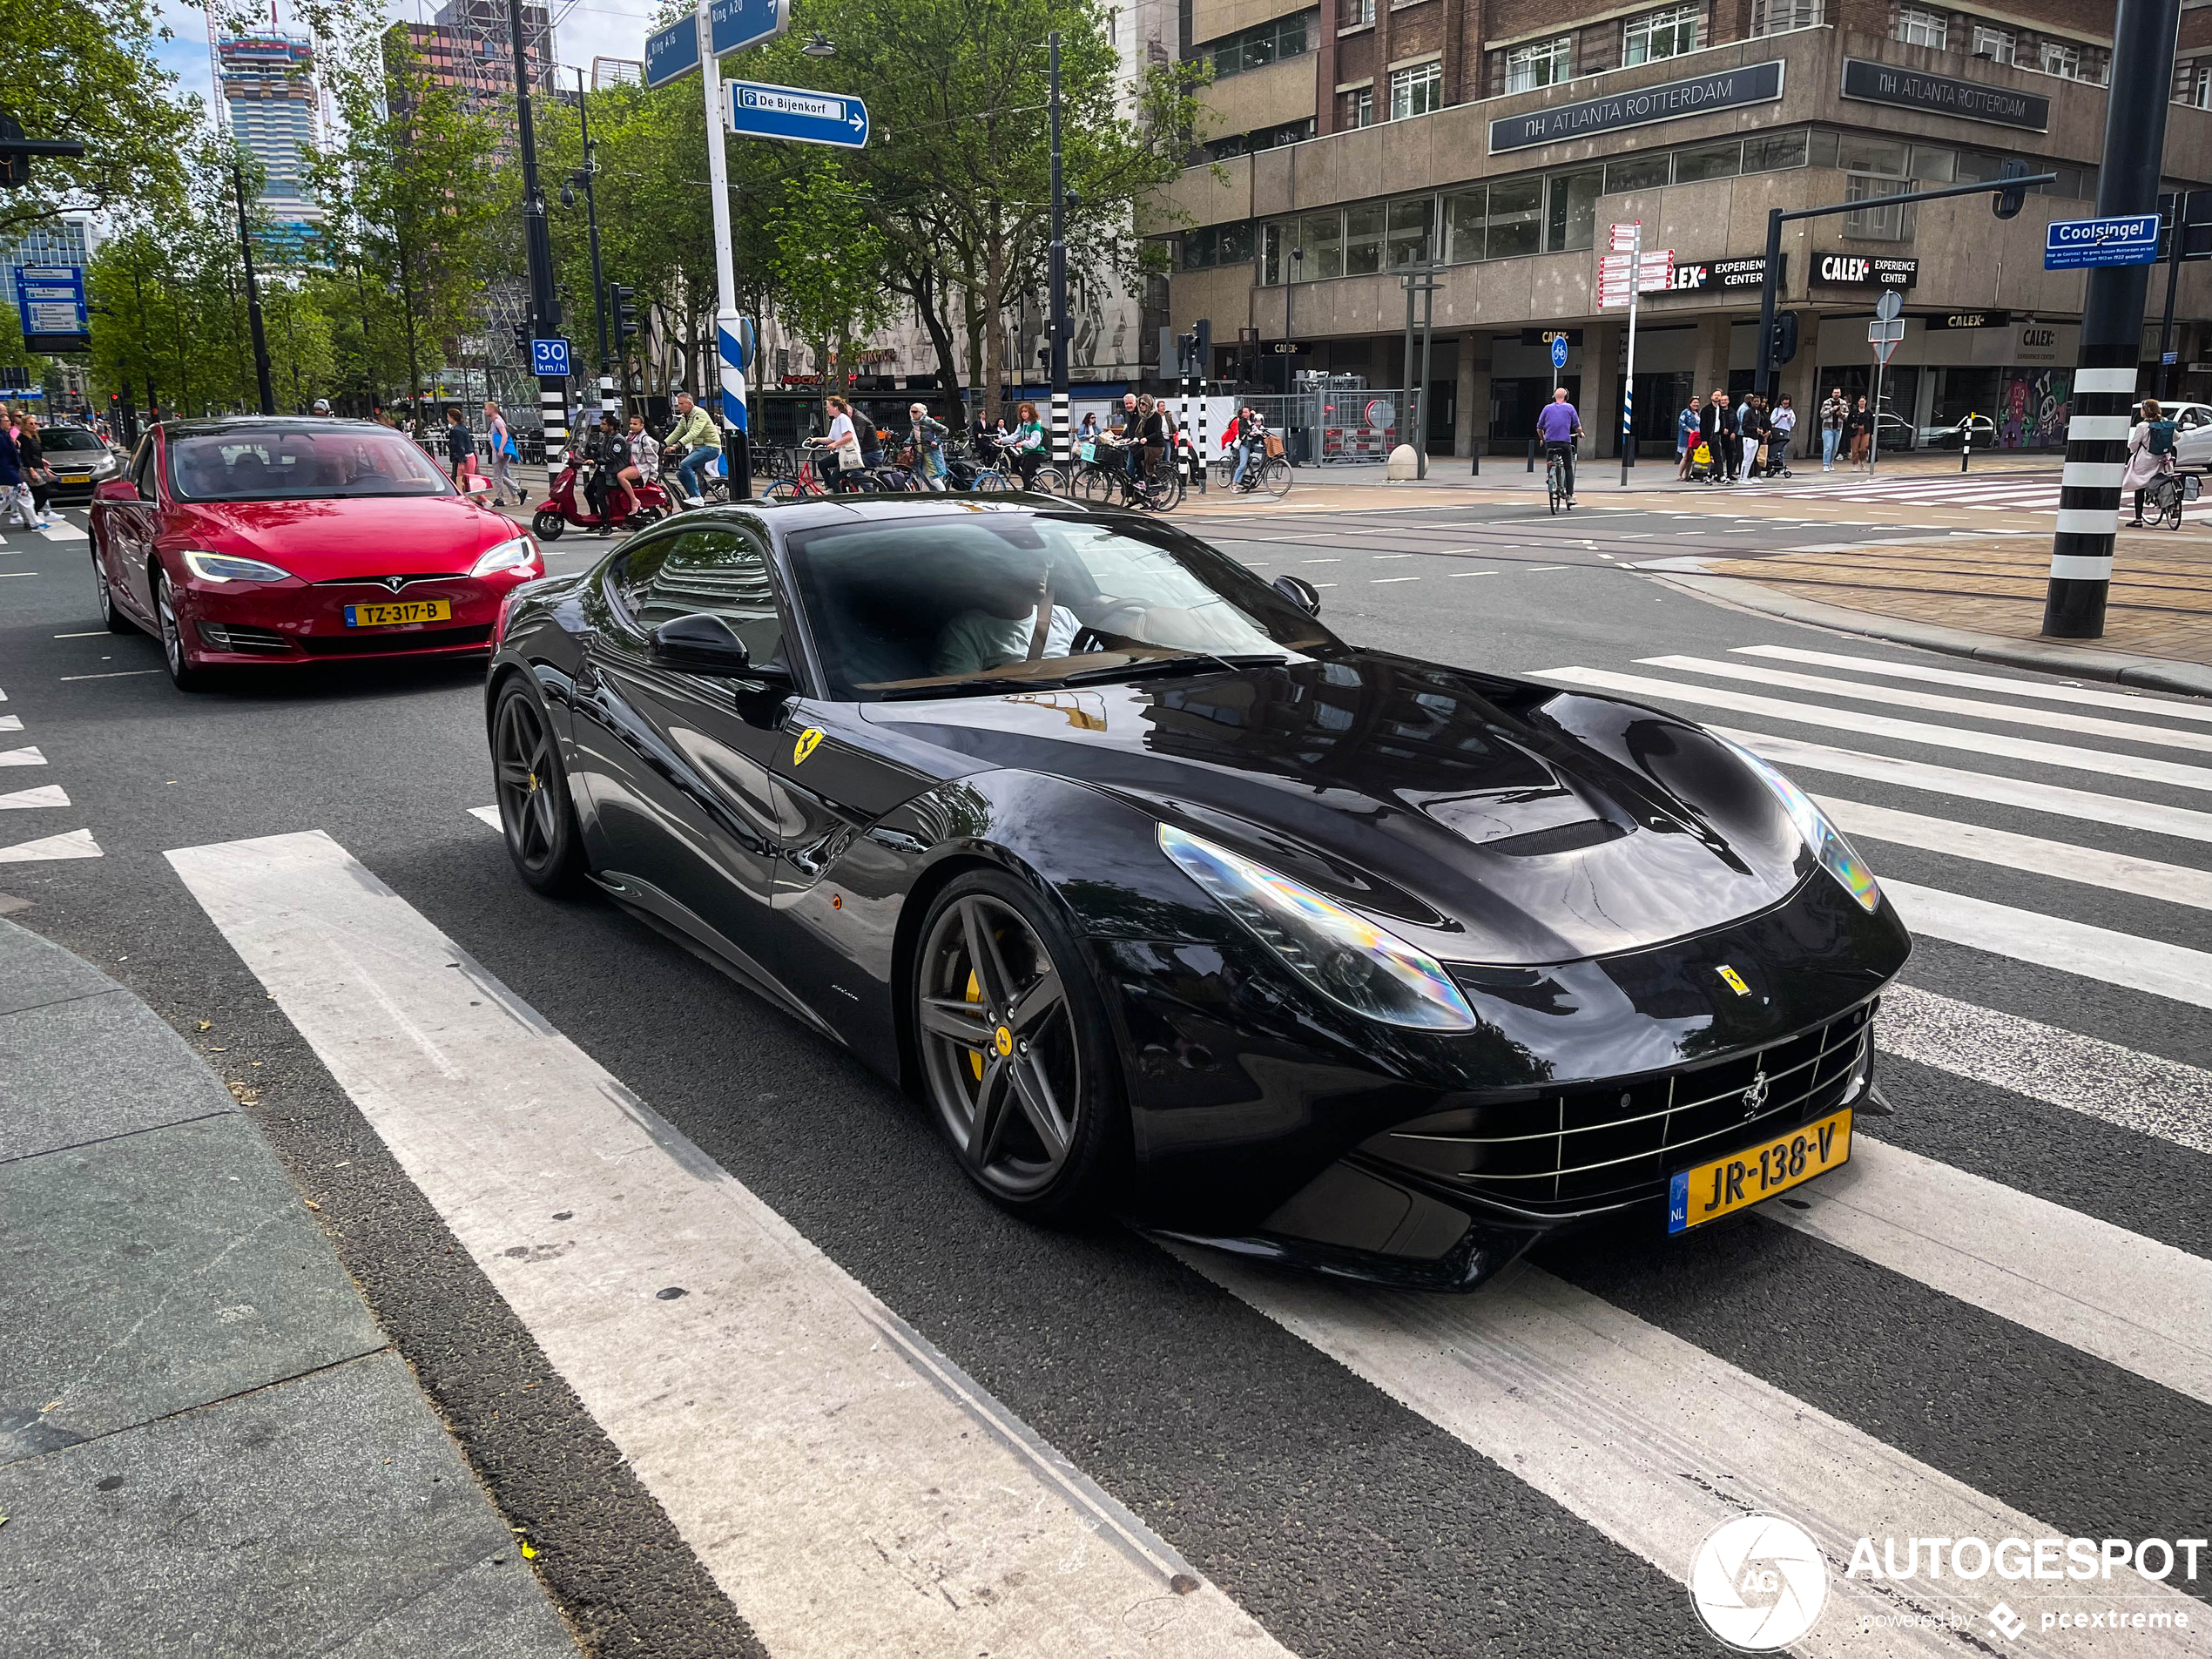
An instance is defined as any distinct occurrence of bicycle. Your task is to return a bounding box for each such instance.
[1545,442,1574,515]
[2138,467,2197,529]
[1220,441,1291,500]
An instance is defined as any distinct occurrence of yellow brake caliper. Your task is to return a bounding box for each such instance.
[966,969,985,1081]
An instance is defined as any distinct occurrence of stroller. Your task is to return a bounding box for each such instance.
[1683,438,1723,486]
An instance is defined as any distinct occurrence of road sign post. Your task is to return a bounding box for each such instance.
[1600,223,1673,483]
[1866,292,1905,479]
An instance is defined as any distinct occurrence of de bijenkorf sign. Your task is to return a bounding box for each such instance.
[2045,214,2161,270]
[1489,59,1783,153]
[725,79,868,148]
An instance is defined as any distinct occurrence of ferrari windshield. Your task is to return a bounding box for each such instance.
[784,509,1338,700]
[167,427,455,502]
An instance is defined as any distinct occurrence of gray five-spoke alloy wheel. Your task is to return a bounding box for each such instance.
[493,681,585,893]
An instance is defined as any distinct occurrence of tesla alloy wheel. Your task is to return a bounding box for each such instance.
[94,552,134,634]
[914,871,1123,1217]
[492,679,586,894]
[153,569,206,691]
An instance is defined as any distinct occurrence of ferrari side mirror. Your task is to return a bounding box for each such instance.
[651,612,753,673]
[1272,573,1321,617]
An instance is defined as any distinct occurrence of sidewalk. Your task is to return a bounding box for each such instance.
[1647,531,2212,698]
[0,921,577,1657]
[1255,448,2062,494]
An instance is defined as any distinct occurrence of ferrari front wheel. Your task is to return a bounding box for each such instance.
[491,678,587,894]
[914,870,1125,1217]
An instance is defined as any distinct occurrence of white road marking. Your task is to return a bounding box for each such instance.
[1882,878,2212,1012]
[0,571,38,578]
[1173,1251,2198,1658]
[1372,553,1413,559]
[1370,577,1421,583]
[1638,654,2212,755]
[166,831,1288,1659]
[1533,667,2212,793]
[467,804,501,828]
[0,827,101,863]
[1773,1136,2212,1407]
[1525,564,1569,571]
[52,631,109,639]
[1876,983,2212,1156]
[1716,725,2212,846]
[1445,571,1497,578]
[1818,796,2212,910]
[0,746,47,768]
[37,524,86,542]
[0,717,17,732]
[0,785,68,810]
[57,670,161,682]
[1732,644,2212,725]
[1302,557,1340,563]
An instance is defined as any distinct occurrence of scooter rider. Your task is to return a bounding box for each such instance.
[666,392,721,506]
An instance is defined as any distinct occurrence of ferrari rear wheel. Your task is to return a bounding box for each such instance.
[492,678,586,894]
[914,870,1124,1217]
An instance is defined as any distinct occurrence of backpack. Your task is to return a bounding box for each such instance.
[2147,419,2177,456]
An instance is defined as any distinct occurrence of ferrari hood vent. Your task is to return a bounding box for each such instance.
[1480,818,1627,858]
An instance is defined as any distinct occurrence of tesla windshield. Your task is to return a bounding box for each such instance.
[167,428,455,502]
[785,510,1339,699]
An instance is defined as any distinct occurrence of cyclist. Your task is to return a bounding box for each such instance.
[1137,395,1170,489]
[1536,387,1581,505]
[907,401,950,491]
[1232,405,1270,491]
[1115,392,1143,484]
[667,391,721,506]
[806,395,864,491]
[2124,397,2178,527]
[1008,400,1048,488]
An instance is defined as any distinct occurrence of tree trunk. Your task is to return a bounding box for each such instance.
[981,238,1008,426]
[911,261,963,427]
[963,287,983,434]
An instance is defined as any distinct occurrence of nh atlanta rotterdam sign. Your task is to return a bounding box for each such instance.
[1489,60,1784,154]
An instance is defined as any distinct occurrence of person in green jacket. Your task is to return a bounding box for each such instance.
[667,391,722,505]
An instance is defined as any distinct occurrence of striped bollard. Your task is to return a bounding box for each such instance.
[1197,386,1208,493]
[1050,388,1069,474]
[599,370,617,419]
[1179,373,1191,483]
[2044,362,2136,637]
[538,377,569,465]
[717,310,752,499]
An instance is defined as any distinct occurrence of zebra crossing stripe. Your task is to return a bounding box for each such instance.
[1638,654,2212,755]
[1768,1136,2212,1409]
[164,829,1286,1659]
[1731,646,2212,725]
[1880,878,2212,1012]
[1174,1250,2203,1656]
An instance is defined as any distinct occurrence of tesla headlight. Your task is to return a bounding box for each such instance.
[469,535,538,577]
[181,550,294,583]
[1722,738,1881,914]
[1157,824,1477,1032]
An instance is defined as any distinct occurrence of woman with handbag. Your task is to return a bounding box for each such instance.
[806,395,866,491]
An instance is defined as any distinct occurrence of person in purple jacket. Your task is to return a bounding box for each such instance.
[1535,387,1583,505]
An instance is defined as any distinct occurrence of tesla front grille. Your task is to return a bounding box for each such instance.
[1360,1001,1875,1217]
[299,624,492,655]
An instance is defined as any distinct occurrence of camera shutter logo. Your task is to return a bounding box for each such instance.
[1688,1514,1829,1650]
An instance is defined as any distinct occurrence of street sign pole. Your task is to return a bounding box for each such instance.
[2047,0,2182,639]
[698,0,752,499]
[1866,293,1904,480]
[229,158,275,415]
[507,0,566,458]
[1047,32,1069,469]
[1618,222,1641,485]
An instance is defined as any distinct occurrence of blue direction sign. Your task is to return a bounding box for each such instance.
[1550,334,1570,369]
[13,263,89,352]
[531,337,572,378]
[2045,213,2161,270]
[644,0,789,86]
[725,79,868,148]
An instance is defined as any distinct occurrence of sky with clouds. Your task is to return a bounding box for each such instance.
[149,0,670,128]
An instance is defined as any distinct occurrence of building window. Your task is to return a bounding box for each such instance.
[1971,24,2013,64]
[1387,198,1434,266]
[1673,139,1742,183]
[1339,86,1374,127]
[1205,10,1315,78]
[1844,173,1916,240]
[1339,0,1373,28]
[1545,169,1602,253]
[1505,36,1571,93]
[1750,0,1822,30]
[1443,187,1487,263]
[1623,5,1702,67]
[1743,130,1810,172]
[2196,66,2212,108]
[1390,61,1442,119]
[2037,41,2105,83]
[1893,8,1947,50]
[1605,154,1671,192]
[1487,178,1543,257]
[1180,221,1255,270]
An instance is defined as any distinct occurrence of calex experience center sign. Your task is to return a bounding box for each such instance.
[1490,60,1784,153]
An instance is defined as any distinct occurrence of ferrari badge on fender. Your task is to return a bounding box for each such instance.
[792,728,825,765]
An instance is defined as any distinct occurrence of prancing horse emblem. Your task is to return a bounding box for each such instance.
[1741,1070,1770,1120]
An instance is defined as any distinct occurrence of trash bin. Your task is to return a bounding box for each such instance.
[1288,428,1311,466]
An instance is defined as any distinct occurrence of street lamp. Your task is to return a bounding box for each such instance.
[569,65,613,413]
[800,30,835,56]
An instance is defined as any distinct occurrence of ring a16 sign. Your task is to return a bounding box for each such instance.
[644,0,791,87]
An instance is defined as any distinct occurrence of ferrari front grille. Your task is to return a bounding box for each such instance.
[1360,1001,1875,1217]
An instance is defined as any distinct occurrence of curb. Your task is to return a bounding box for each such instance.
[1641,565,2212,700]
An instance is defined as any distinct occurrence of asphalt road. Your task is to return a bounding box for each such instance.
[3,496,2207,1658]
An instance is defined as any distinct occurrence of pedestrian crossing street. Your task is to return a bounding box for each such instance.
[156,639,2210,1657]
[1730,469,2067,516]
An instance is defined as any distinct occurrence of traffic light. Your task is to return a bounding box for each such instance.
[609,283,638,344]
[1769,311,1800,367]
[1992,157,2030,221]
[1192,318,1212,376]
[1036,343,1050,370]
[1175,330,1198,374]
[510,321,529,359]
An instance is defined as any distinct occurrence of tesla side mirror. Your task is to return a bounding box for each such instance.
[93,480,137,504]
[651,612,753,673]
[1272,573,1322,617]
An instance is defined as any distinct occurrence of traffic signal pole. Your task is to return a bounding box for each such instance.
[229,158,275,415]
[507,0,565,457]
[575,67,615,416]
[1047,32,1069,469]
[2047,0,2182,639]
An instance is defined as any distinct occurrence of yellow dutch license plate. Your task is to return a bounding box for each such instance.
[344,599,451,628]
[1667,1107,1852,1233]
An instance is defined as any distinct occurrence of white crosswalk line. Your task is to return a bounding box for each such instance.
[1772,1136,2212,1406]
[1876,984,2212,1155]
[467,804,501,828]
[1733,644,2212,725]
[1173,1251,2199,1658]
[1819,797,2212,910]
[166,830,1287,1659]
[37,523,86,541]
[0,785,67,809]
[1714,726,2212,846]
[0,827,101,862]
[0,745,45,768]
[1534,667,2212,793]
[0,716,17,732]
[1882,879,2212,1011]
[1639,654,2212,755]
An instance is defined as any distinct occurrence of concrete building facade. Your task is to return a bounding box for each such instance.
[1153,0,2212,454]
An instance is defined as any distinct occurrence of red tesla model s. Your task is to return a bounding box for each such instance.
[90,416,543,690]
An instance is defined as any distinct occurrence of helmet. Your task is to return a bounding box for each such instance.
[311,398,331,415]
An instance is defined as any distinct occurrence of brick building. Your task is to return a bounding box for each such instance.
[1154,0,2212,455]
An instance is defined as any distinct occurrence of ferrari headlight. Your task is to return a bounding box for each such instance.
[469,536,538,577]
[1157,824,1477,1032]
[1723,738,1880,914]
[181,550,294,583]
